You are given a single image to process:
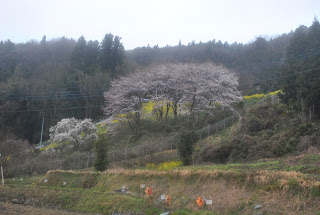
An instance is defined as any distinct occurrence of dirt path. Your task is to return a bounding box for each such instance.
[0,202,93,215]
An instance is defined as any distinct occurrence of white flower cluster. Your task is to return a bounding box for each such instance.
[49,118,98,148]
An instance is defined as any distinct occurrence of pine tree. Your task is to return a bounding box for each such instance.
[94,134,108,172]
[71,36,87,71]
[100,33,114,74]
[100,33,125,78]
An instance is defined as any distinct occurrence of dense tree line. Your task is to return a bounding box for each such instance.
[0,33,127,143]
[280,18,320,120]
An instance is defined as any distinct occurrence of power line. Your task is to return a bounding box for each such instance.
[238,66,320,88]
[0,65,319,103]
[1,66,319,113]
[0,105,103,113]
[0,88,107,96]
[0,92,104,101]
[236,46,320,72]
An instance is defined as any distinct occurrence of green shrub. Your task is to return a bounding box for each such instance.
[247,117,262,134]
[200,142,234,163]
[177,129,199,166]
[94,135,108,172]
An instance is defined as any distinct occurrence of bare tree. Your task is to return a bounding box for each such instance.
[0,135,30,177]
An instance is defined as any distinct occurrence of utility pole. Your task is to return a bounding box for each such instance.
[0,154,4,186]
[40,117,44,149]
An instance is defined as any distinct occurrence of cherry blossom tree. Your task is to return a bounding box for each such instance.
[49,118,98,150]
[104,62,242,119]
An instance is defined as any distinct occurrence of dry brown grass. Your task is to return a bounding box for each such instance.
[42,168,320,214]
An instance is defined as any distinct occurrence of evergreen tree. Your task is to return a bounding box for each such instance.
[100,33,114,74]
[177,130,199,166]
[85,40,100,74]
[94,134,108,171]
[71,36,87,71]
[100,33,125,78]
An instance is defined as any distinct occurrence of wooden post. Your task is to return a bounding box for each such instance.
[1,166,4,186]
[87,156,90,169]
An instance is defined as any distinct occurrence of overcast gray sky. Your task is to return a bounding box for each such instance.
[0,0,319,50]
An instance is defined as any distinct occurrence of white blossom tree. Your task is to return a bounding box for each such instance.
[104,62,242,119]
[49,118,98,149]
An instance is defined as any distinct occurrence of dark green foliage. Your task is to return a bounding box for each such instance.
[100,33,125,78]
[201,143,234,163]
[94,135,108,172]
[280,18,320,120]
[297,123,311,135]
[177,130,199,166]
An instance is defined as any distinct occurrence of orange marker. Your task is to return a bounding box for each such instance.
[145,187,152,197]
[196,197,204,207]
[165,195,172,206]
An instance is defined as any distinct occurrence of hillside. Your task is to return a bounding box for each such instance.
[1,17,320,215]
[1,93,320,214]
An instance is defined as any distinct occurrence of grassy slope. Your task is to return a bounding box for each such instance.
[1,164,320,215]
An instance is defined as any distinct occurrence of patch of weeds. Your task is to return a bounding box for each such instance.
[302,154,320,162]
[228,201,246,214]
[288,165,305,172]
[145,207,162,215]
[310,186,320,197]
[246,161,280,170]
[287,178,303,194]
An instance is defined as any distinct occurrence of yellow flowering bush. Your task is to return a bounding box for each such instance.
[244,90,282,100]
[96,123,107,135]
[40,141,70,151]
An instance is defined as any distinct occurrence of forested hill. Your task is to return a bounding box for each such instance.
[1,18,320,144]
[127,32,292,92]
[0,33,129,143]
